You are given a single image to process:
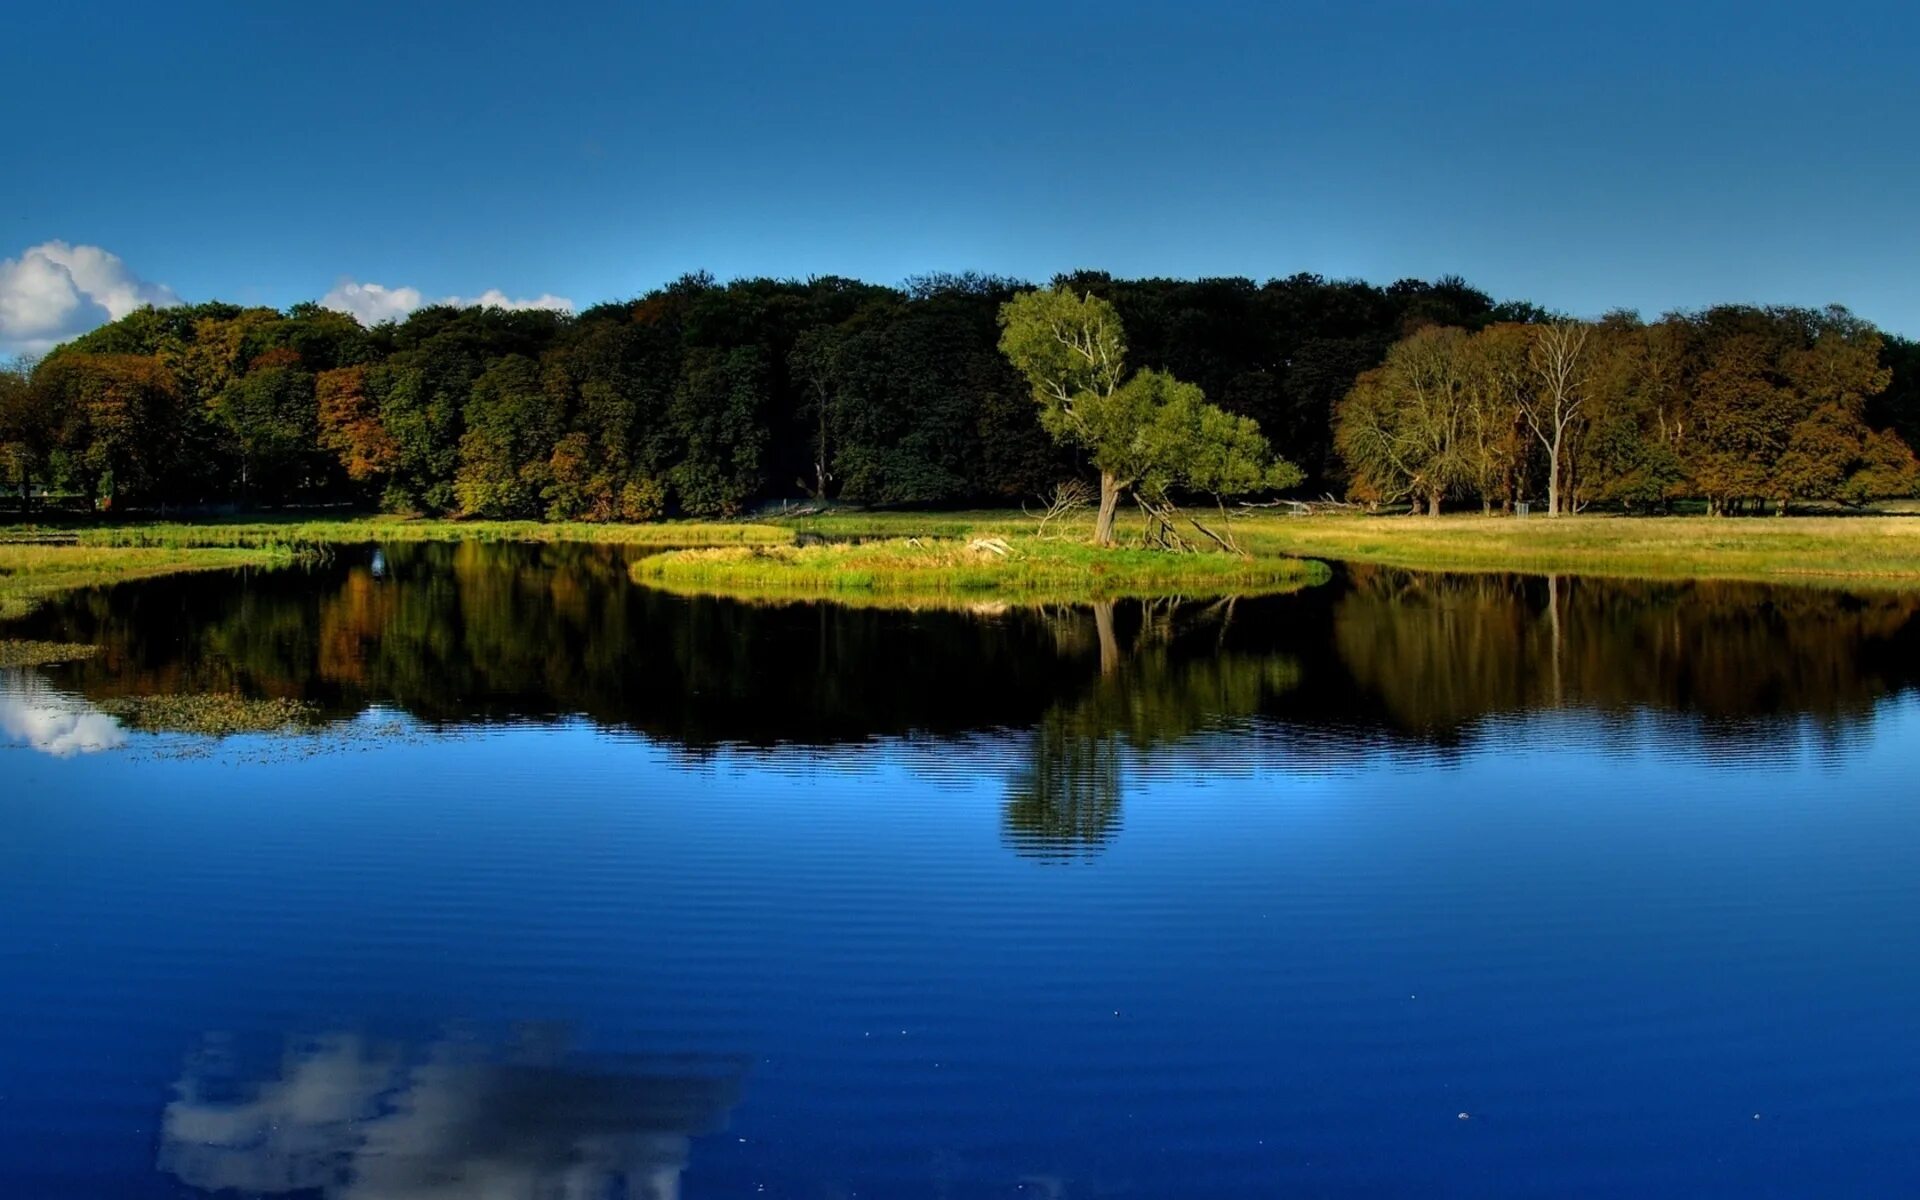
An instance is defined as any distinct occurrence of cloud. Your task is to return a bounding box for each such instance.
[318,280,426,326]
[321,280,573,326]
[0,240,180,356]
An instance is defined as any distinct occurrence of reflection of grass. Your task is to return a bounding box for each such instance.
[773,509,1920,587]
[0,639,99,668]
[0,544,295,620]
[98,693,318,735]
[634,537,1330,604]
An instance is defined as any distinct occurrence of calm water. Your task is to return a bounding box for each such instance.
[5,543,1920,1197]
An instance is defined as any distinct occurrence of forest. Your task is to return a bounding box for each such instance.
[2,269,1917,519]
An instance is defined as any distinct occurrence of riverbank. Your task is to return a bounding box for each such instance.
[0,543,298,621]
[1229,513,1920,584]
[632,537,1330,605]
[60,517,789,549]
[769,510,1920,587]
[0,519,786,621]
[11,509,1920,624]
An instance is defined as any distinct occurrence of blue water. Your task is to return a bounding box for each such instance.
[3,548,1920,1196]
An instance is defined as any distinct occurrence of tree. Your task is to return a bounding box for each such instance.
[1459,324,1531,513]
[667,345,769,516]
[788,326,842,501]
[317,365,400,489]
[210,347,320,500]
[454,355,558,517]
[1332,326,1473,514]
[1134,373,1302,549]
[1520,321,1590,516]
[999,286,1298,545]
[0,359,50,513]
[997,287,1132,543]
[33,352,181,508]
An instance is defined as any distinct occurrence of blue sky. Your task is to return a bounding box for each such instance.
[4,0,1917,350]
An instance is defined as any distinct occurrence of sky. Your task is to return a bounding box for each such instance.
[3,0,1917,353]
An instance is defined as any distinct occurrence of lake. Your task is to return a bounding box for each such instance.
[5,542,1920,1197]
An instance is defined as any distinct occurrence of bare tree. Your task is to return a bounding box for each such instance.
[1521,322,1590,516]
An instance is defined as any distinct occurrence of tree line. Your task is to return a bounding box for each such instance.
[1335,306,1920,516]
[1,268,1915,518]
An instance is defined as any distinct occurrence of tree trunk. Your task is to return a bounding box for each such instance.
[1093,472,1122,546]
[814,403,830,501]
[1427,491,1441,517]
[1545,430,1562,517]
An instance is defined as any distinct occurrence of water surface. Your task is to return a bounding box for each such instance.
[5,543,1920,1196]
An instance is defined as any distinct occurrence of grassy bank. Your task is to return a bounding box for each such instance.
[765,509,1920,587]
[14,508,1920,623]
[1218,513,1920,584]
[59,517,789,549]
[0,543,297,622]
[632,536,1330,605]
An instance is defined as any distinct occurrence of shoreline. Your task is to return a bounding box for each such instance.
[10,510,1920,627]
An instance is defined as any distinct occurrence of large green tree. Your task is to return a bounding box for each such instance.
[999,286,1298,545]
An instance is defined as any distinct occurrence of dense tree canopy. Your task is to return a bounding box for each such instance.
[3,271,1916,519]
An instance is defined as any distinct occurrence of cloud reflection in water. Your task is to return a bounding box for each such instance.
[159,1031,745,1200]
[0,671,126,756]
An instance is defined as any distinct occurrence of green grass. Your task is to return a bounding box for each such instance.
[764,509,1920,588]
[59,517,789,549]
[633,536,1331,606]
[0,543,297,621]
[1216,512,1920,585]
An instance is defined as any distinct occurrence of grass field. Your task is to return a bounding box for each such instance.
[770,509,1920,587]
[64,517,788,549]
[633,536,1330,605]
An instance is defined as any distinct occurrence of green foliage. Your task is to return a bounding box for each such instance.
[668,346,768,516]
[9,274,1919,524]
[999,287,1303,542]
[454,355,558,517]
[210,349,320,498]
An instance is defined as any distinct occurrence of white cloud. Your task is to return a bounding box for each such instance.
[318,280,426,326]
[321,280,573,326]
[0,240,180,356]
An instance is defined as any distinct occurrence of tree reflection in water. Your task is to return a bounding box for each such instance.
[158,1029,744,1200]
[14,542,1920,850]
[1004,598,1305,860]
